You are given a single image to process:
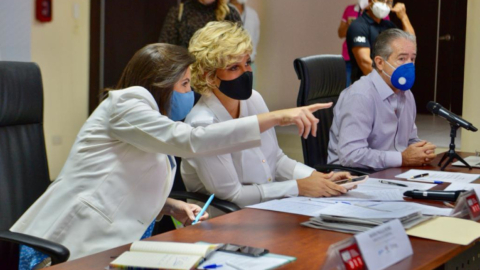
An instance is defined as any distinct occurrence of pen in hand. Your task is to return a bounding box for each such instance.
[379,180,408,187]
[192,194,214,225]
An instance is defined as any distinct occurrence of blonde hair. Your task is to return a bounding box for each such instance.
[189,21,253,95]
[216,0,231,21]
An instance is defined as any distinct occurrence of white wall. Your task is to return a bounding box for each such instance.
[461,0,480,153]
[0,0,32,61]
[31,0,90,178]
[248,0,356,111]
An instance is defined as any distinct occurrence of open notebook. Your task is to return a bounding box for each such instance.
[110,241,220,270]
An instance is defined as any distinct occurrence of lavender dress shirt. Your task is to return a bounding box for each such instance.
[328,70,421,170]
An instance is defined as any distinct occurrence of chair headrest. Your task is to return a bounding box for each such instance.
[0,61,43,126]
[294,55,346,102]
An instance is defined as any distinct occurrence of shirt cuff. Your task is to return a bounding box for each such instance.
[293,162,315,179]
[260,181,299,201]
[385,151,402,168]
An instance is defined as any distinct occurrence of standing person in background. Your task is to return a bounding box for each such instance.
[338,0,386,87]
[229,0,260,63]
[347,0,414,84]
[159,0,241,49]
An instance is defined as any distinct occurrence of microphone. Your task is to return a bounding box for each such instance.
[426,101,478,131]
[403,190,466,202]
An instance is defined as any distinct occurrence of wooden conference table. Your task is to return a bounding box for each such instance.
[48,152,480,270]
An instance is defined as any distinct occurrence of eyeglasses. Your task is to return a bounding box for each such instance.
[374,0,394,5]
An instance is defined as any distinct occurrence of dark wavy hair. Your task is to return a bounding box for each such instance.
[112,43,195,115]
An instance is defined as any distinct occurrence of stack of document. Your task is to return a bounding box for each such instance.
[302,202,431,234]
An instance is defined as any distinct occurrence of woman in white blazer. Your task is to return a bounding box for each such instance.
[11,43,330,268]
[182,22,350,213]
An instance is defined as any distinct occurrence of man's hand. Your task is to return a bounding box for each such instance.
[391,3,407,20]
[161,198,208,226]
[401,141,437,166]
[297,173,347,197]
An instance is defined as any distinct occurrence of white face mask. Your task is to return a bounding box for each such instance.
[358,0,369,10]
[371,2,391,19]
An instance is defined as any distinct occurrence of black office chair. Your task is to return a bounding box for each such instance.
[294,55,372,175]
[0,61,70,269]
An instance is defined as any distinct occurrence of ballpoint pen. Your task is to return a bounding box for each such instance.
[192,193,214,225]
[203,263,223,269]
[423,180,444,184]
[379,180,408,187]
[410,173,429,179]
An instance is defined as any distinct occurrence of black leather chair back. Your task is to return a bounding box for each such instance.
[294,55,346,167]
[0,61,51,268]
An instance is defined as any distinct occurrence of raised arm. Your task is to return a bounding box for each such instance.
[352,47,373,75]
[108,88,330,158]
[391,3,415,35]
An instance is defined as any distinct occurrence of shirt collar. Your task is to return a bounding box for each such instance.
[371,69,396,101]
[362,11,381,25]
[203,92,247,122]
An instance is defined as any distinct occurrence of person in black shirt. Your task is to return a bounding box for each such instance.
[159,0,241,49]
[347,0,415,84]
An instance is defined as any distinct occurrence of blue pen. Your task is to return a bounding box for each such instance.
[203,263,223,269]
[192,193,214,225]
[434,180,444,184]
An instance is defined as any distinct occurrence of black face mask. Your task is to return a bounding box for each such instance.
[217,71,253,100]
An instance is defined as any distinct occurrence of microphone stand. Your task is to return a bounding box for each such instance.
[438,123,472,171]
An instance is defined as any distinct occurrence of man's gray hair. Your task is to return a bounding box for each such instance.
[372,29,416,69]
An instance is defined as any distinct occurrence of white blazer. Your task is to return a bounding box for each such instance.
[181,91,314,209]
[11,86,261,260]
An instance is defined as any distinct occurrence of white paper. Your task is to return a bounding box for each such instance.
[318,203,419,219]
[356,178,436,191]
[444,182,480,191]
[354,202,452,216]
[355,219,413,270]
[318,189,405,202]
[395,169,480,184]
[199,251,290,270]
[246,198,335,217]
[452,156,480,168]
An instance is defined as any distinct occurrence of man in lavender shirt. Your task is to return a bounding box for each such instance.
[328,29,436,171]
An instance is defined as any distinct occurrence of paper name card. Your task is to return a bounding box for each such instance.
[338,243,366,270]
[451,189,480,221]
[354,219,413,270]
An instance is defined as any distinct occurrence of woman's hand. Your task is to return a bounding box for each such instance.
[324,171,353,182]
[161,198,208,226]
[297,172,347,197]
[257,102,333,139]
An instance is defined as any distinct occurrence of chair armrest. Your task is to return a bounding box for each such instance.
[314,164,374,176]
[0,231,69,265]
[169,191,241,213]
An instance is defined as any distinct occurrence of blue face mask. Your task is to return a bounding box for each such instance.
[382,61,416,91]
[169,90,194,121]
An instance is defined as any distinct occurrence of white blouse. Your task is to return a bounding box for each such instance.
[181,90,314,208]
[11,86,262,260]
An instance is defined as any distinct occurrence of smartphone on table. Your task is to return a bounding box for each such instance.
[218,243,269,257]
[334,175,369,190]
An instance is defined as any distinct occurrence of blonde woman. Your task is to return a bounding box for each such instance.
[159,0,241,48]
[182,22,350,213]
